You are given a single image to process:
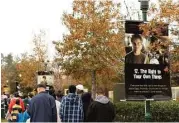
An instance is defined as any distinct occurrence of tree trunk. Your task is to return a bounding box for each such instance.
[91,70,96,99]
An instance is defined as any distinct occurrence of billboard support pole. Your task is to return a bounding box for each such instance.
[139,0,151,121]
[145,99,152,122]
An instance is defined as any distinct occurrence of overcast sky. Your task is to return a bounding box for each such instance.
[0,0,160,60]
[0,0,73,60]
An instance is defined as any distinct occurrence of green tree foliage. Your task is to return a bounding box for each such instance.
[1,53,19,93]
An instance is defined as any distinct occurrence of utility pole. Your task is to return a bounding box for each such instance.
[139,0,151,122]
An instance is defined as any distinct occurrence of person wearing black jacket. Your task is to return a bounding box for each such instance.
[81,92,93,122]
[27,83,57,122]
[86,88,115,122]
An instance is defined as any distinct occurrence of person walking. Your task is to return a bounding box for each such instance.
[11,99,22,122]
[81,92,93,122]
[22,94,29,110]
[28,93,33,101]
[8,92,25,113]
[27,83,57,122]
[76,84,84,97]
[55,92,61,122]
[86,88,115,122]
[60,85,84,122]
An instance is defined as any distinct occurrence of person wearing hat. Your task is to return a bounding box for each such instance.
[76,84,84,97]
[27,83,57,122]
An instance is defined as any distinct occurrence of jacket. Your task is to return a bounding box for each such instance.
[86,95,115,122]
[125,51,149,64]
[27,91,57,122]
[60,93,83,122]
[17,110,30,122]
[11,104,22,122]
[81,92,93,122]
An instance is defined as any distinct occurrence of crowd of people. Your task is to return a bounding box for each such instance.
[1,92,33,122]
[2,83,116,122]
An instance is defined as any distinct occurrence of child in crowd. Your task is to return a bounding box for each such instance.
[11,99,22,122]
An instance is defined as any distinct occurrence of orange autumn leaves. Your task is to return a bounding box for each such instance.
[17,31,47,89]
[54,1,125,89]
[140,0,179,74]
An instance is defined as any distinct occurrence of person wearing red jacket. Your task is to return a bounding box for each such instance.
[8,92,25,113]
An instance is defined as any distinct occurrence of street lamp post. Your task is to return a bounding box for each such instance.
[139,0,149,22]
[44,60,50,71]
[16,74,22,93]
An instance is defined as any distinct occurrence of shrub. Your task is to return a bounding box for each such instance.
[115,101,179,122]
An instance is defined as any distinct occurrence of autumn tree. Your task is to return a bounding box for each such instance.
[54,1,125,98]
[32,30,48,71]
[17,31,48,93]
[16,53,39,93]
[140,0,179,85]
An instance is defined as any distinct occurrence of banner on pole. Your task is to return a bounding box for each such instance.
[124,20,171,100]
[125,64,171,100]
[37,71,54,86]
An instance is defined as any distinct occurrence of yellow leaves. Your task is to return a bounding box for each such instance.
[141,0,179,77]
[140,20,168,37]
[1,67,7,88]
[17,58,39,88]
[171,61,179,73]
[154,0,179,23]
[170,46,179,73]
[16,32,48,89]
[89,37,97,46]
[32,31,47,62]
[145,0,179,37]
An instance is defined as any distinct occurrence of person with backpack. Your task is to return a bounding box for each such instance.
[8,92,25,113]
[11,99,22,122]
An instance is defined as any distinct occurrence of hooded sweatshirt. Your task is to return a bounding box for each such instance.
[86,95,115,122]
[60,93,83,122]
